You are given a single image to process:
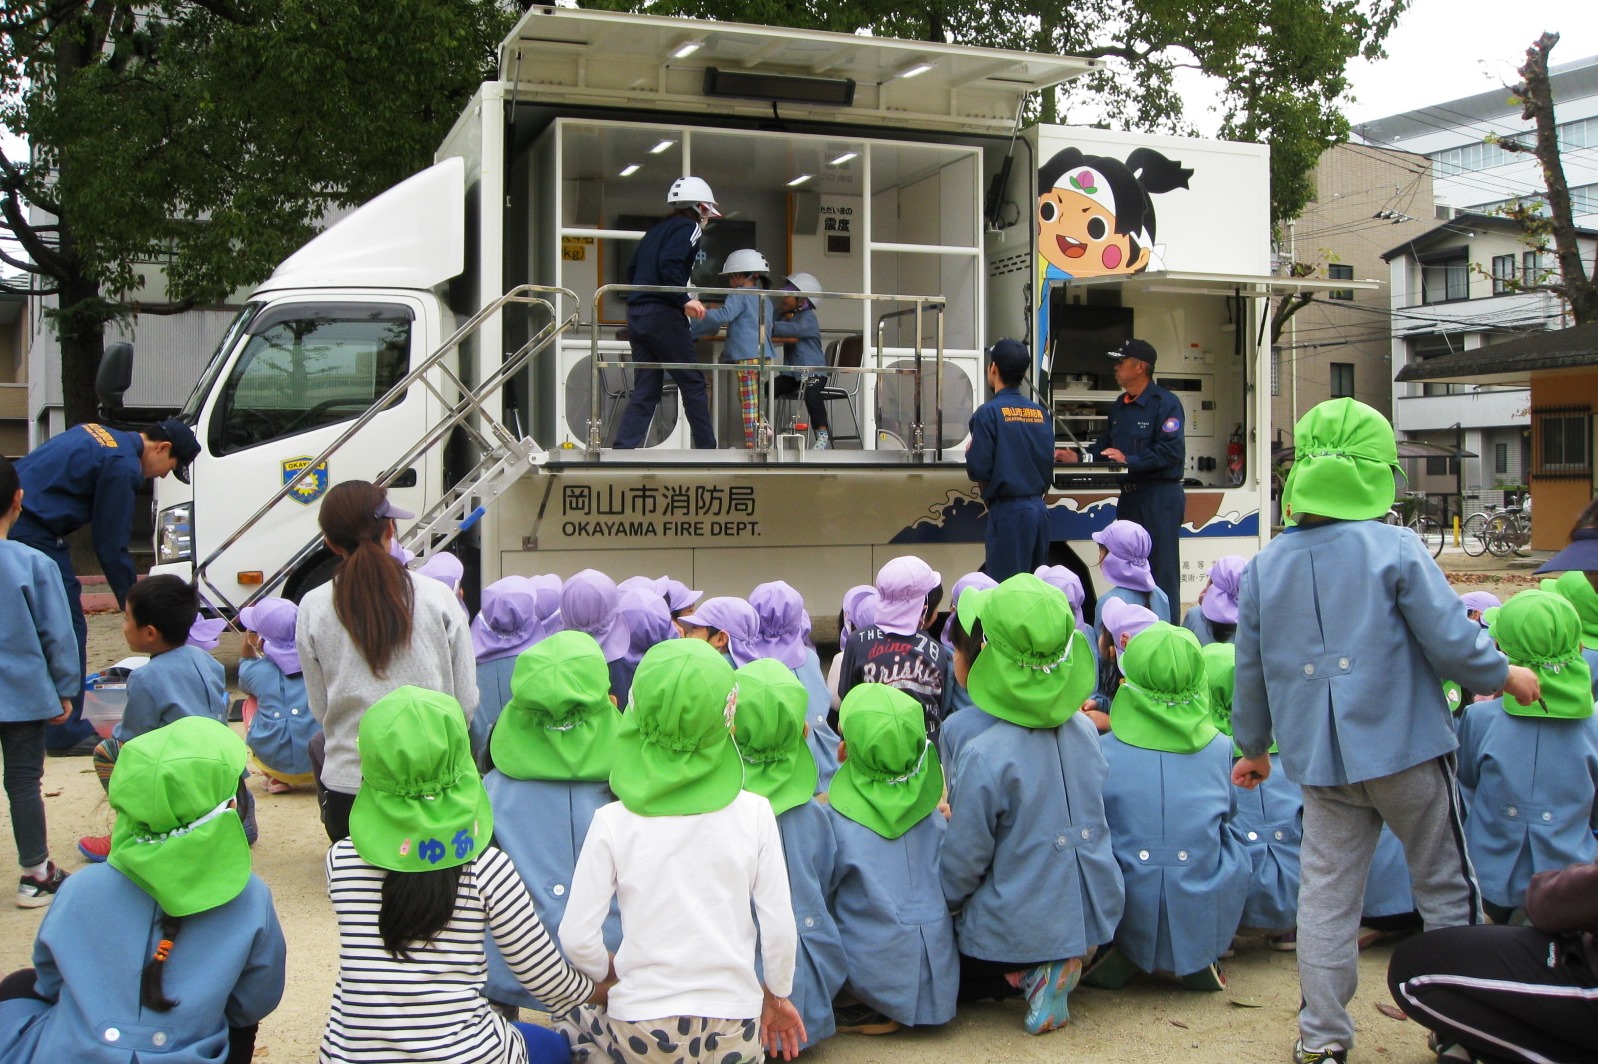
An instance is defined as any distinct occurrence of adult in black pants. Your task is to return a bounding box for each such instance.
[613,176,721,450]
[1388,859,1598,1063]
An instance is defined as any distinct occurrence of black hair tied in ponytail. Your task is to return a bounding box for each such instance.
[141,911,182,1011]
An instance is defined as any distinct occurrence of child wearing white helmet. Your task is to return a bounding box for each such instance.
[613,177,722,450]
[692,249,779,448]
[772,271,831,449]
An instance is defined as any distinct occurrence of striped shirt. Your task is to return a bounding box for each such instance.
[319,842,592,1064]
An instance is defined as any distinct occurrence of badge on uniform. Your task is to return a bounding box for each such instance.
[1162,417,1181,433]
[281,457,329,504]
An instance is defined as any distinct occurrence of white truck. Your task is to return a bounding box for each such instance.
[104,7,1352,630]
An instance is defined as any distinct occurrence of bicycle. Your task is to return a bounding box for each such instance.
[1484,506,1531,558]
[1384,493,1446,558]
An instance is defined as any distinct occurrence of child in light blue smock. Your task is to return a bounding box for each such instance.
[481,630,622,1013]
[1081,597,1159,733]
[827,683,957,1034]
[1457,589,1598,923]
[0,717,285,1064]
[237,596,320,794]
[468,576,549,758]
[934,572,998,775]
[1203,641,1302,948]
[1091,520,1171,632]
[734,659,846,1051]
[614,584,677,708]
[770,272,831,449]
[1092,622,1250,991]
[1181,555,1244,647]
[1538,569,1598,698]
[692,249,778,449]
[748,580,839,792]
[940,574,1124,1034]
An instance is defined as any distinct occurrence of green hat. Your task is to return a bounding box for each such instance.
[957,574,1096,729]
[732,658,818,816]
[1201,641,1236,738]
[1281,398,1402,524]
[490,631,618,782]
[611,639,744,816]
[1111,623,1220,754]
[1487,589,1593,719]
[1541,569,1598,652]
[350,687,493,871]
[829,684,943,839]
[108,716,251,918]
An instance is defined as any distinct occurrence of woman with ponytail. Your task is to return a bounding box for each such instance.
[299,480,477,842]
[0,717,285,1064]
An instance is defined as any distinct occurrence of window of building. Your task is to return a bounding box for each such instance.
[1523,250,1543,284]
[1421,254,1469,304]
[1495,442,1508,474]
[1330,362,1355,398]
[1411,333,1470,397]
[1426,455,1459,477]
[1328,263,1354,300]
[1533,408,1591,478]
[1491,254,1516,295]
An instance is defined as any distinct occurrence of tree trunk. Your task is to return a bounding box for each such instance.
[57,272,106,429]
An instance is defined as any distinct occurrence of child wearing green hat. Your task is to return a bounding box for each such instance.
[1539,568,1598,697]
[938,574,1123,1034]
[558,639,806,1063]
[321,686,596,1064]
[0,716,286,1062]
[480,631,624,1017]
[1092,621,1249,992]
[732,659,846,1052]
[826,683,958,1035]
[1232,397,1541,1064]
[1456,589,1598,924]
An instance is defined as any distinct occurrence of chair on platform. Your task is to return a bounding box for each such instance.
[816,334,864,445]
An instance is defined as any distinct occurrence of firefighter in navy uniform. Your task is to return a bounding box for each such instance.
[966,338,1054,581]
[1058,338,1185,621]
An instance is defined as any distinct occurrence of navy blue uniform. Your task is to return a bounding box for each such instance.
[1087,383,1185,621]
[966,387,1053,581]
[12,424,147,749]
[615,215,716,449]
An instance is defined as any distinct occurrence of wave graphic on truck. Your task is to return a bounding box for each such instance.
[889,489,1259,544]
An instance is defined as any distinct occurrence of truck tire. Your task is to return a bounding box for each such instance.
[284,551,341,603]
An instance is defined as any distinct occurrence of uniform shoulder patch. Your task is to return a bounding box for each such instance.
[1161,417,1181,433]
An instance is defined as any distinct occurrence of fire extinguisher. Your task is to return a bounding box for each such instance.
[1226,424,1245,486]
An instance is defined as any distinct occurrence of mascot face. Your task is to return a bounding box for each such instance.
[1037,166,1151,278]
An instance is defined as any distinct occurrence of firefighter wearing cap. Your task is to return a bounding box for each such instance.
[966,339,1054,581]
[1058,339,1185,621]
[12,418,201,752]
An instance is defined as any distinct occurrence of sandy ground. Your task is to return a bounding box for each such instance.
[0,552,1542,1063]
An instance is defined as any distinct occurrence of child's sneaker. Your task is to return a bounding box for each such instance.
[77,835,111,863]
[1018,956,1082,1034]
[1267,930,1298,952]
[265,776,293,794]
[813,428,831,451]
[833,1002,899,1036]
[1081,944,1138,989]
[1293,1038,1348,1064]
[16,863,68,908]
[1179,961,1227,991]
[1428,1030,1480,1063]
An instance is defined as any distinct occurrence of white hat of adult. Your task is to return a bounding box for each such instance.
[720,249,770,275]
[785,272,822,294]
[667,176,722,218]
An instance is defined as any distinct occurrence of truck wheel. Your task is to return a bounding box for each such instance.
[284,551,341,603]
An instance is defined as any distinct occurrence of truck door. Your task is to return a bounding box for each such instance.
[192,297,433,607]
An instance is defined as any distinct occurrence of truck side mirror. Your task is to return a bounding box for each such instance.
[96,342,134,415]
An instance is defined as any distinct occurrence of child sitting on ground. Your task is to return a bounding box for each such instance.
[733,659,847,1051]
[559,639,805,1062]
[1539,569,1598,697]
[1091,520,1171,626]
[1092,621,1250,992]
[827,683,958,1035]
[561,570,633,699]
[482,630,623,1018]
[748,581,840,791]
[940,574,1123,1034]
[1181,555,1245,646]
[676,596,761,666]
[467,576,545,758]
[1457,589,1598,924]
[238,596,321,795]
[614,586,677,706]
[1080,598,1159,732]
[836,558,952,743]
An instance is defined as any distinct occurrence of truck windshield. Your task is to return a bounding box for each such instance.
[179,303,261,423]
[207,304,413,456]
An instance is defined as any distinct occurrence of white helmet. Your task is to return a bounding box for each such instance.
[785,271,822,295]
[720,249,770,275]
[667,176,721,217]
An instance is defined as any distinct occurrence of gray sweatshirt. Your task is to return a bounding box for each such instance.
[297,569,479,793]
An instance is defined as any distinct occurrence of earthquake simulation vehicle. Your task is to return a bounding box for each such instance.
[103,7,1365,632]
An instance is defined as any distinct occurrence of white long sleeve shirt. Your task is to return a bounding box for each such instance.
[560,790,797,1022]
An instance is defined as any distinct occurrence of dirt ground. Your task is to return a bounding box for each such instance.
[0,552,1541,1063]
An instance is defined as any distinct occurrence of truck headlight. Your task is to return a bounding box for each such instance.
[157,504,192,564]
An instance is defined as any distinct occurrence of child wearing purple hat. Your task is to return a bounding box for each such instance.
[613,587,678,705]
[1091,520,1171,624]
[1180,555,1245,647]
[238,596,321,795]
[1032,564,1099,678]
[676,596,760,667]
[1082,599,1160,732]
[748,581,838,792]
[825,585,879,712]
[835,557,953,743]
[467,577,547,758]
[416,552,468,614]
[561,569,633,698]
[933,572,997,769]
[655,576,703,620]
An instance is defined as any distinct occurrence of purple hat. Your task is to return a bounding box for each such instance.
[678,596,760,666]
[1199,555,1247,626]
[873,556,942,636]
[416,552,464,591]
[524,573,565,639]
[841,584,878,638]
[656,576,704,614]
[617,575,659,596]
[1460,590,1502,615]
[560,569,631,662]
[1092,520,1156,593]
[944,572,998,653]
[374,496,415,521]
[471,577,542,663]
[1033,565,1086,629]
[619,588,677,666]
[238,596,302,676]
[388,540,415,565]
[186,616,226,651]
[748,581,813,670]
[1100,597,1159,649]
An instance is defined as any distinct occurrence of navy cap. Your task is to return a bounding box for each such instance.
[148,419,201,484]
[988,338,1031,380]
[1108,338,1158,367]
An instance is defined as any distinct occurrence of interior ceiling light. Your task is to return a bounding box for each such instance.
[649,139,676,154]
[893,60,934,80]
[787,174,813,187]
[671,40,704,60]
[619,164,641,177]
[829,151,859,166]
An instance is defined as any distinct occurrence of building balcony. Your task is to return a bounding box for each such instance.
[1393,290,1563,334]
[1393,387,1528,433]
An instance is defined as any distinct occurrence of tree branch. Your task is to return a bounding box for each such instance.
[0,244,48,275]
[128,297,198,316]
[0,186,68,278]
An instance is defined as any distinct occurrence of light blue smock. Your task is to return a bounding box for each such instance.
[470,656,516,759]
[0,541,78,722]
[796,649,840,792]
[772,801,847,1048]
[1180,604,1234,647]
[1232,753,1303,931]
[1091,587,1169,711]
[238,658,318,779]
[115,645,226,741]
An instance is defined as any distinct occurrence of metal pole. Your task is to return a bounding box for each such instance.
[587,307,603,456]
[911,301,925,460]
[934,303,945,461]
